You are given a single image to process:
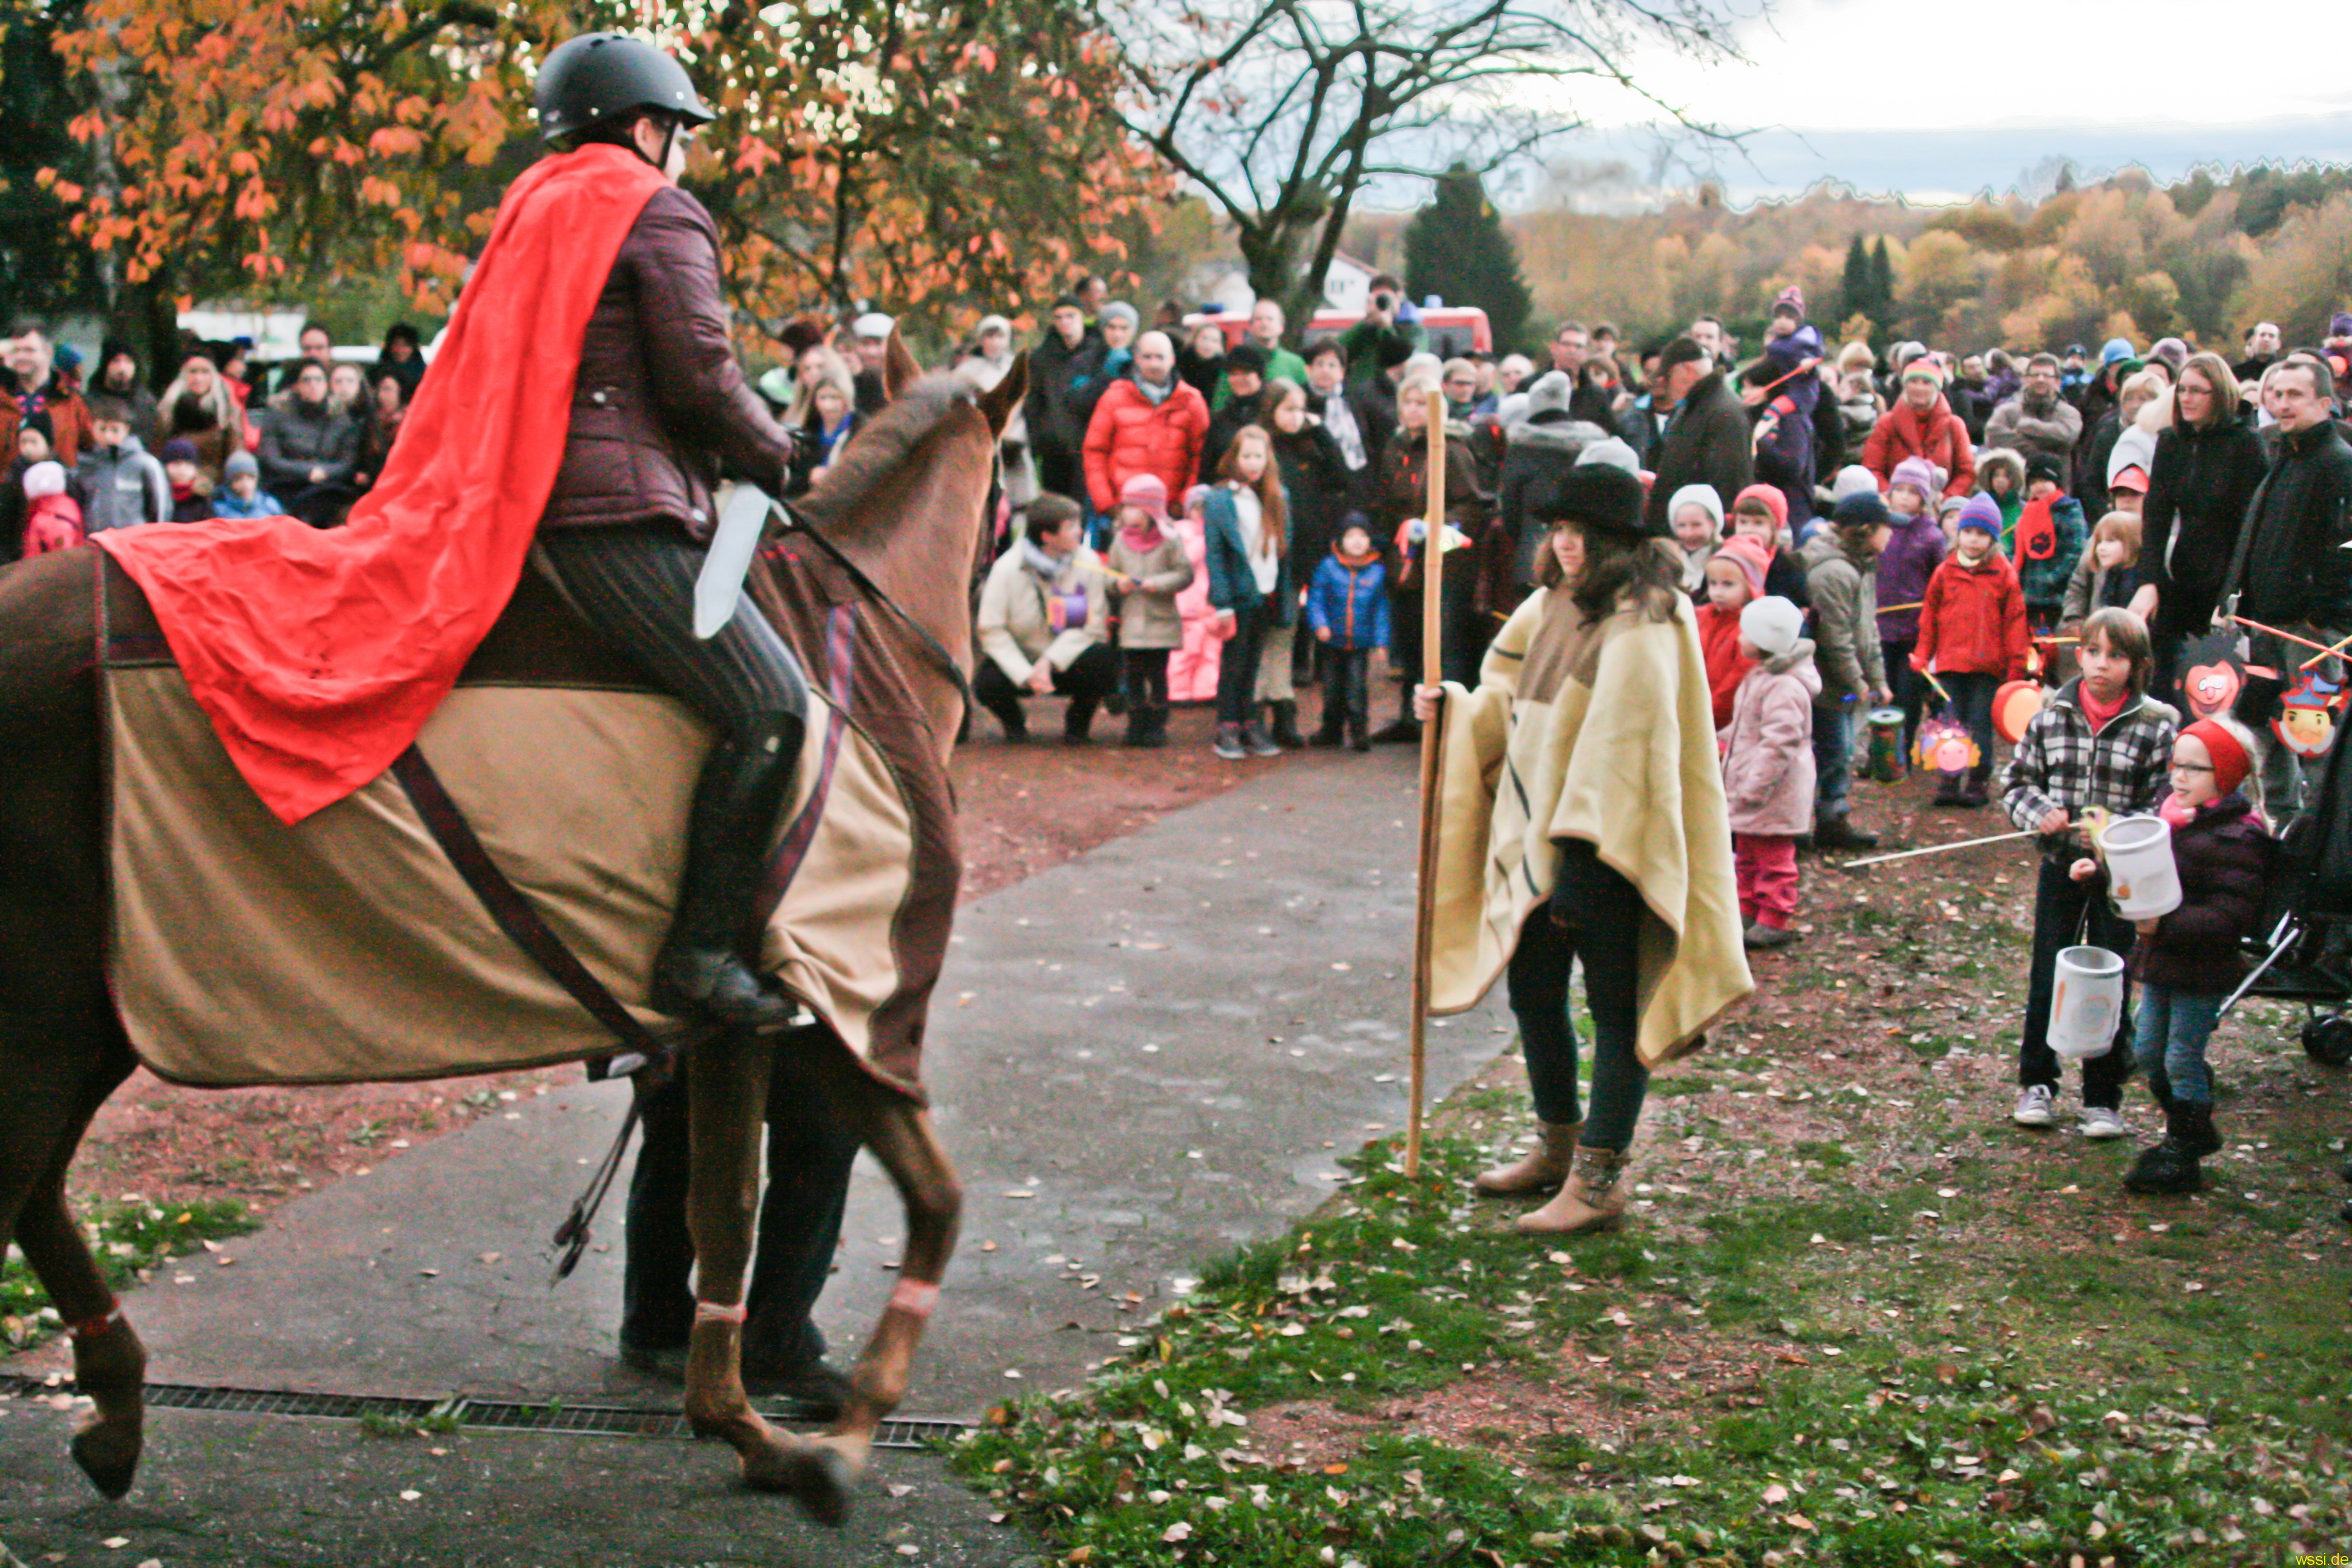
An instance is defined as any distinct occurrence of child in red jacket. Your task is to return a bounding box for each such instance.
[19,459,83,556]
[1697,534,1775,730]
[1913,492,2028,806]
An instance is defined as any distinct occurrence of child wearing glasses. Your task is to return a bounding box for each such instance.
[2069,715,2268,1194]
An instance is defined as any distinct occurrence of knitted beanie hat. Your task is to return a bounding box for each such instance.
[1955,492,2003,537]
[1889,456,1939,499]
[2183,717,2253,797]
[1574,436,1642,475]
[1524,369,1574,417]
[1713,533,1774,599]
[1740,595,1805,659]
[1665,482,1725,535]
[1830,465,1880,505]
[1731,482,1789,538]
[22,459,66,498]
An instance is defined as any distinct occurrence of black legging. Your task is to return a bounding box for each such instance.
[533,524,809,731]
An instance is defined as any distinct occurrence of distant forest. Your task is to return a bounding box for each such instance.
[1319,163,2352,355]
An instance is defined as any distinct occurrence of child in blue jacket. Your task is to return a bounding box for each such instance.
[1305,514,1391,750]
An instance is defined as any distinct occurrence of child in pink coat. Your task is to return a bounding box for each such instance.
[1721,595,1818,950]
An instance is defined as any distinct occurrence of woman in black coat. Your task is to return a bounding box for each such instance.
[2132,353,2267,701]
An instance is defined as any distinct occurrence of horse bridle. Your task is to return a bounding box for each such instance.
[769,498,975,713]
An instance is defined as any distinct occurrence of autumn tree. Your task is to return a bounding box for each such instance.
[1112,0,1745,339]
[1403,164,1532,353]
[676,0,1164,328]
[33,0,1160,367]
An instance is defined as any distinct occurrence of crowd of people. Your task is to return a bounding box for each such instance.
[7,281,2348,1203]
[946,284,2347,1208]
[0,320,425,554]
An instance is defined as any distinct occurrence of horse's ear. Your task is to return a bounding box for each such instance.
[976,350,1028,438]
[884,328,922,401]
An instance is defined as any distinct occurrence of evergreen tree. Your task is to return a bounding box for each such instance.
[1839,235,1870,326]
[0,0,107,330]
[1868,237,1896,325]
[1403,163,1534,354]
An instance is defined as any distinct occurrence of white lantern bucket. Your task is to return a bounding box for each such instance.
[2099,814,2182,921]
[2047,946,2125,1060]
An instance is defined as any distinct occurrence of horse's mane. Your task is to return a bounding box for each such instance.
[797,377,972,529]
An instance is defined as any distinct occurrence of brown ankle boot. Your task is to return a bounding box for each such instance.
[1517,1144,1631,1235]
[1473,1120,1580,1195]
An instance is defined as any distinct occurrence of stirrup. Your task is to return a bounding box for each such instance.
[652,947,814,1032]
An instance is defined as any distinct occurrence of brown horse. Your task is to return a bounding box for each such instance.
[0,340,1022,1526]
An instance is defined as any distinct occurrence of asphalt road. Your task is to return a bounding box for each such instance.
[2,742,1509,1565]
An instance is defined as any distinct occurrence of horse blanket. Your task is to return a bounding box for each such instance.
[95,544,958,1099]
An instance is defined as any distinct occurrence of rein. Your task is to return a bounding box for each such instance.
[769,497,976,713]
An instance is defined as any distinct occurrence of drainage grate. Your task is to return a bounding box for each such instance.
[0,1373,966,1450]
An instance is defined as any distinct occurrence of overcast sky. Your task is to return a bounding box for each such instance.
[1607,0,2344,131]
[1498,0,2352,204]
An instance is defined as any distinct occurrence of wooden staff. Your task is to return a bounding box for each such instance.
[1843,830,2032,868]
[2229,614,2334,655]
[1406,387,1448,1180]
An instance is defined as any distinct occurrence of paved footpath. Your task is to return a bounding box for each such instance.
[3,745,1509,1566]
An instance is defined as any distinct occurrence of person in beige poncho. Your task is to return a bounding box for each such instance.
[1414,463,1752,1234]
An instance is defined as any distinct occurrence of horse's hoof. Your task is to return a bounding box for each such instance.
[785,1445,858,1528]
[741,1436,857,1525]
[71,1421,142,1500]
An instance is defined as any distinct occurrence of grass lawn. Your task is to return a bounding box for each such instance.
[953,881,2352,1567]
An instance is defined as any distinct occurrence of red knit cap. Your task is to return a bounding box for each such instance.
[1712,534,1774,599]
[2183,719,2251,798]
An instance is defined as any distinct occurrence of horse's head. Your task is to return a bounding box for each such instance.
[797,348,1027,758]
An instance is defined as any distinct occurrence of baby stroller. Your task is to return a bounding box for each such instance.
[2210,677,2352,1220]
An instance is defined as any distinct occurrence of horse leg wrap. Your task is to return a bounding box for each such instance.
[696,1298,750,1327]
[886,1278,940,1321]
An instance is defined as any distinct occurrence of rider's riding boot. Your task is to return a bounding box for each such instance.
[653,713,812,1031]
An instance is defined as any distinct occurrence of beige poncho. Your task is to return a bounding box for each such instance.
[1429,584,1753,1065]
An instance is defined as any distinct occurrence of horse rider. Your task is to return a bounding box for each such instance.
[529,33,816,1030]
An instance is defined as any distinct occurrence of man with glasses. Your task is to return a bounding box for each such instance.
[2220,357,2352,820]
[1987,353,2083,465]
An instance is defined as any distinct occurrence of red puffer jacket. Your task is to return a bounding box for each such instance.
[1863,395,1976,495]
[1083,378,1209,514]
[1913,552,2027,680]
[1696,599,1754,730]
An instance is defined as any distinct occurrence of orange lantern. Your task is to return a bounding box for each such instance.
[1993,679,2043,744]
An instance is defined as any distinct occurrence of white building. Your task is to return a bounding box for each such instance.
[1184,252,1381,319]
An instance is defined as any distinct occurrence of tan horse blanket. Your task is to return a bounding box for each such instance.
[98,557,956,1098]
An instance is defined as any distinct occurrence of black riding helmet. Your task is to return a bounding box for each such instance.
[535,32,717,145]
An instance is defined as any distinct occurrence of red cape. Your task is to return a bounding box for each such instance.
[94,145,668,824]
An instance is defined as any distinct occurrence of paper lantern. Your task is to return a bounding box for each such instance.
[1912,714,1979,776]
[2180,661,2243,722]
[1991,681,2043,744]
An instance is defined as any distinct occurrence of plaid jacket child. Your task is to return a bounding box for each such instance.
[2001,677,2177,856]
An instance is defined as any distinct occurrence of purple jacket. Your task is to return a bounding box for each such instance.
[1873,510,1946,642]
[1757,325,1824,528]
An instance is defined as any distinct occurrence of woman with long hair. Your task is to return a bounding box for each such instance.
[783,345,857,495]
[157,353,246,481]
[2129,351,2266,702]
[1201,423,1292,760]
[1413,462,1748,1234]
